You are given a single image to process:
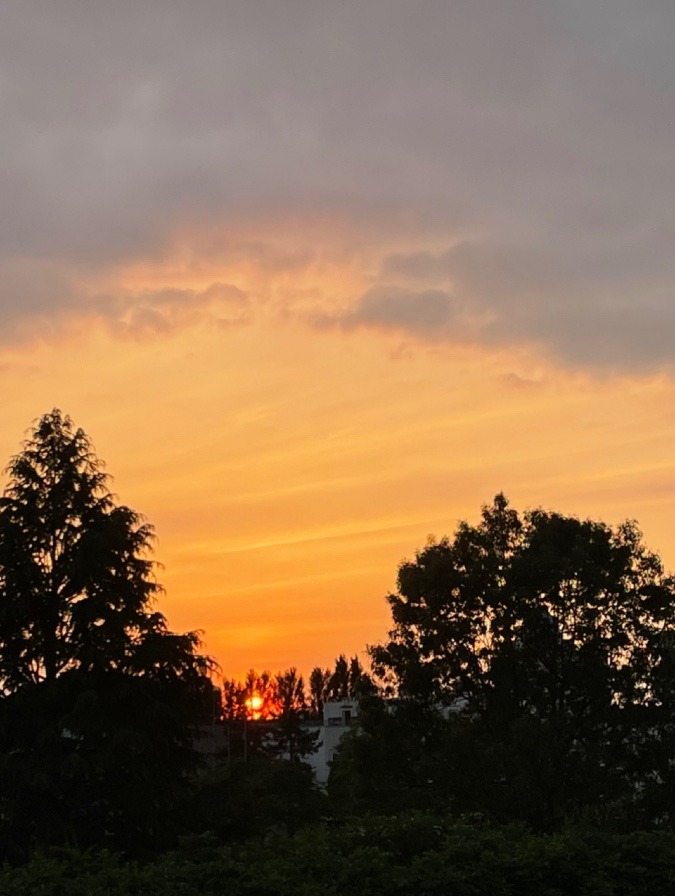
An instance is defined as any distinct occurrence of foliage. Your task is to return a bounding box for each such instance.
[0,410,214,856]
[181,757,326,841]
[3,818,675,895]
[359,494,675,828]
[327,694,450,814]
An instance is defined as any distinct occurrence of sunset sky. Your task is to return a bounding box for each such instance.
[2,1,675,678]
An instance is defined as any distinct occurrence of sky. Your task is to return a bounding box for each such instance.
[1,1,675,678]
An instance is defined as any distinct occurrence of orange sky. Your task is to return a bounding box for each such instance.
[2,4,674,680]
[2,265,675,679]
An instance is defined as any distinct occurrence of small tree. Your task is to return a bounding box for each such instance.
[0,410,214,853]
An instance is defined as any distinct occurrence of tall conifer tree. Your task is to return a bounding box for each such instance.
[0,410,214,853]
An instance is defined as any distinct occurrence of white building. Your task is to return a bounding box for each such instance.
[303,699,358,785]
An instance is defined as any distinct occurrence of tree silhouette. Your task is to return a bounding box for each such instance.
[356,494,675,827]
[308,655,375,717]
[262,668,318,762]
[222,667,320,762]
[0,410,214,854]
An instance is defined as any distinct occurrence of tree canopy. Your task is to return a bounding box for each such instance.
[371,493,675,714]
[331,494,675,828]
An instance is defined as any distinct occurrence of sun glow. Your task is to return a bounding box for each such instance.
[246,693,264,720]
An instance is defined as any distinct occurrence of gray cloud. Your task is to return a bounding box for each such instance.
[95,282,251,338]
[0,260,83,341]
[0,270,250,345]
[314,286,469,340]
[349,288,459,335]
[373,233,675,369]
[0,1,674,368]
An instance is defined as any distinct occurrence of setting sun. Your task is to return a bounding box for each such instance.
[246,693,264,719]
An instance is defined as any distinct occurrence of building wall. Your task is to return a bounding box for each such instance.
[303,699,358,785]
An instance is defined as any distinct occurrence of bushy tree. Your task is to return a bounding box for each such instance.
[343,494,675,828]
[0,410,214,854]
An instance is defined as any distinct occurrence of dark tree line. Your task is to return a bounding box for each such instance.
[219,656,373,763]
[308,653,375,716]
[222,655,372,722]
